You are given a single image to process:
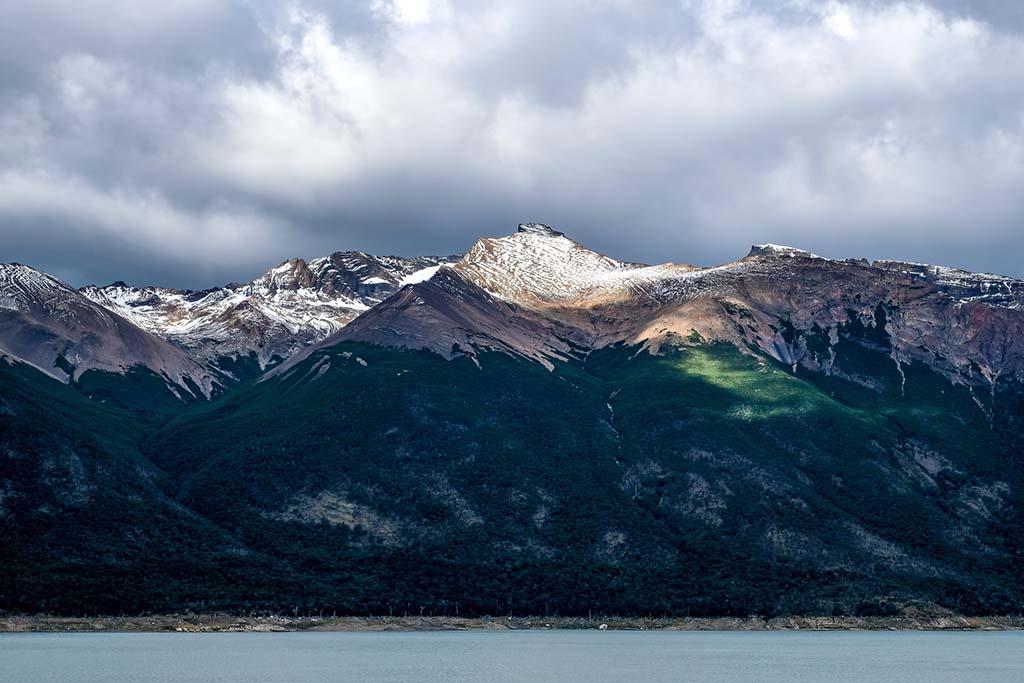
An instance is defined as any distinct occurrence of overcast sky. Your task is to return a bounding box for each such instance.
[1,0,1023,287]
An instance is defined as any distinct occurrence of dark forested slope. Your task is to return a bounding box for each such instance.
[4,331,1020,616]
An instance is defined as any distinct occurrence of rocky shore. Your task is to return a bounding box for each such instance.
[2,614,1022,633]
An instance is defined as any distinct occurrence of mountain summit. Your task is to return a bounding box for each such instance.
[517,222,565,237]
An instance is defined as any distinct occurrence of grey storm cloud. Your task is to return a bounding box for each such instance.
[1,0,1023,288]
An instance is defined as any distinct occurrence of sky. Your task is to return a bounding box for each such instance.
[1,0,1023,288]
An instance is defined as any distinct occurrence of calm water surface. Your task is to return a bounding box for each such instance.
[1,630,1022,682]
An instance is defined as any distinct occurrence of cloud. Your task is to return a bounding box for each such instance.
[921,0,1024,32]
[1,0,1023,286]
[0,168,291,286]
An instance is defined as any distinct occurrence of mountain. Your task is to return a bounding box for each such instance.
[2,225,1023,618]
[81,251,457,378]
[332,225,1024,409]
[0,263,215,404]
[300,223,681,368]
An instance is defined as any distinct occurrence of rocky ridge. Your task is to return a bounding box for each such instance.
[81,251,457,374]
[331,224,1024,408]
[7,223,1024,403]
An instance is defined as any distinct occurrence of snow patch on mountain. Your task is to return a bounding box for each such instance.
[400,265,446,286]
[748,244,826,260]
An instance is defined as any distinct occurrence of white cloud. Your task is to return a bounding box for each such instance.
[0,168,288,278]
[825,3,859,39]
[2,0,1024,284]
[374,0,435,25]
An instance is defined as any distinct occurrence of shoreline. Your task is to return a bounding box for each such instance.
[2,614,1023,633]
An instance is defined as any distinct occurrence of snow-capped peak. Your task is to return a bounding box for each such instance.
[747,244,824,260]
[81,251,457,367]
[0,263,76,311]
[455,224,653,304]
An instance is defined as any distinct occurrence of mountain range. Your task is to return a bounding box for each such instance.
[2,224,1022,617]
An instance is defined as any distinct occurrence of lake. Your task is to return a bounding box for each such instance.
[1,630,1022,682]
